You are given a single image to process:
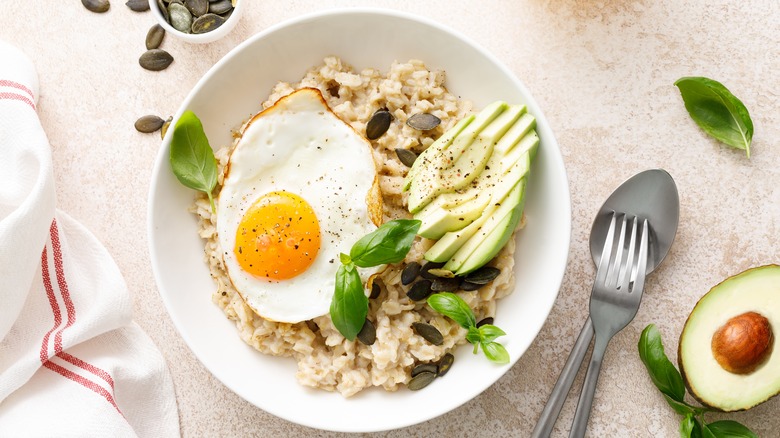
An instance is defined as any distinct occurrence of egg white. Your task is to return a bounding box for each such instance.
[217,88,382,323]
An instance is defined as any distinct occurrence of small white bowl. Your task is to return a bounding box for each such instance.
[148,0,243,44]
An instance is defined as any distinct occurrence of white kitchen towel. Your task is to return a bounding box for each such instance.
[0,40,179,437]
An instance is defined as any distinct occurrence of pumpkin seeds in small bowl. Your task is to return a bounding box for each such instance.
[150,0,242,43]
[135,115,165,133]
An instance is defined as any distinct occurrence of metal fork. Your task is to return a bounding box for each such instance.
[568,212,649,437]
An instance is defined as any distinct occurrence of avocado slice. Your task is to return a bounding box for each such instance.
[442,178,526,274]
[406,102,515,214]
[679,265,780,411]
[422,150,531,261]
[402,115,474,192]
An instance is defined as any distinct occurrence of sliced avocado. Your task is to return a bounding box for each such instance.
[442,178,526,274]
[455,190,525,274]
[406,102,508,213]
[423,201,499,263]
[403,115,474,192]
[416,189,492,239]
[679,265,780,411]
[493,110,534,156]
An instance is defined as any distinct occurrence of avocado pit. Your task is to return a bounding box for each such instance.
[711,311,773,374]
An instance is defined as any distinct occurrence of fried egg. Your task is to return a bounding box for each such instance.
[217,88,383,323]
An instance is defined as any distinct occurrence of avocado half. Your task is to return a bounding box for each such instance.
[679,264,780,411]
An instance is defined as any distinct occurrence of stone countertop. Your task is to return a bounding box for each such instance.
[3,1,780,436]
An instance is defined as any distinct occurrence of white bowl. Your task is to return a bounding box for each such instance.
[148,8,571,433]
[148,0,244,44]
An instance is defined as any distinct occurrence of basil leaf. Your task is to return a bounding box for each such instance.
[675,77,753,157]
[427,292,476,329]
[701,423,717,438]
[705,420,757,438]
[349,219,421,268]
[169,110,218,211]
[638,324,686,402]
[481,341,510,364]
[329,263,367,340]
[478,324,506,343]
[466,326,482,345]
[663,394,705,417]
[680,414,696,438]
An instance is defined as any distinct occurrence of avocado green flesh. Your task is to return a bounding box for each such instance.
[679,264,780,411]
[406,102,510,214]
[403,115,474,192]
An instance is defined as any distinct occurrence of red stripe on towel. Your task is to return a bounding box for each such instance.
[42,360,122,415]
[50,219,76,355]
[39,246,61,364]
[57,352,116,389]
[0,79,34,99]
[0,92,35,110]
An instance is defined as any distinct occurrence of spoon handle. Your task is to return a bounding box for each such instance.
[531,318,594,438]
[569,333,609,438]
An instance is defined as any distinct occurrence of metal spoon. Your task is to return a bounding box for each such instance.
[531,169,679,437]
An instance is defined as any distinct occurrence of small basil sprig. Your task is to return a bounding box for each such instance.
[638,324,757,438]
[169,110,218,212]
[330,219,421,340]
[427,292,509,364]
[674,77,753,158]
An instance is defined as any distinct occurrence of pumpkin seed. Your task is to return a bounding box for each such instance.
[411,363,438,377]
[191,13,225,33]
[184,0,208,16]
[401,262,421,285]
[420,261,445,280]
[476,317,494,328]
[139,49,174,71]
[464,266,501,285]
[406,279,432,301]
[168,2,193,33]
[427,268,455,278]
[431,277,461,292]
[369,281,381,299]
[145,24,166,50]
[437,353,454,377]
[408,371,436,391]
[208,0,232,14]
[406,113,441,131]
[135,115,165,133]
[357,319,376,346]
[395,148,417,167]
[325,80,339,97]
[460,281,482,291]
[125,0,149,11]
[82,0,110,13]
[160,116,173,139]
[413,322,444,346]
[365,110,391,140]
[157,0,168,21]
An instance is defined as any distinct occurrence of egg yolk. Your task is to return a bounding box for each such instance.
[234,191,321,280]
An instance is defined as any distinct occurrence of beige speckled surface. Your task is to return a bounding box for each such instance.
[4,1,780,436]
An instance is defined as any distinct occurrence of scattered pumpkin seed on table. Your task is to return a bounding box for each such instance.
[82,0,110,13]
[160,116,173,139]
[125,0,149,11]
[139,49,174,71]
[145,24,166,50]
[135,115,165,133]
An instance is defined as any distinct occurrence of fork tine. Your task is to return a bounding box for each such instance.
[632,219,650,293]
[595,212,617,286]
[618,216,639,291]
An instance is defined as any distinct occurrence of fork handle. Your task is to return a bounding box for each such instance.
[531,318,594,438]
[569,334,609,438]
